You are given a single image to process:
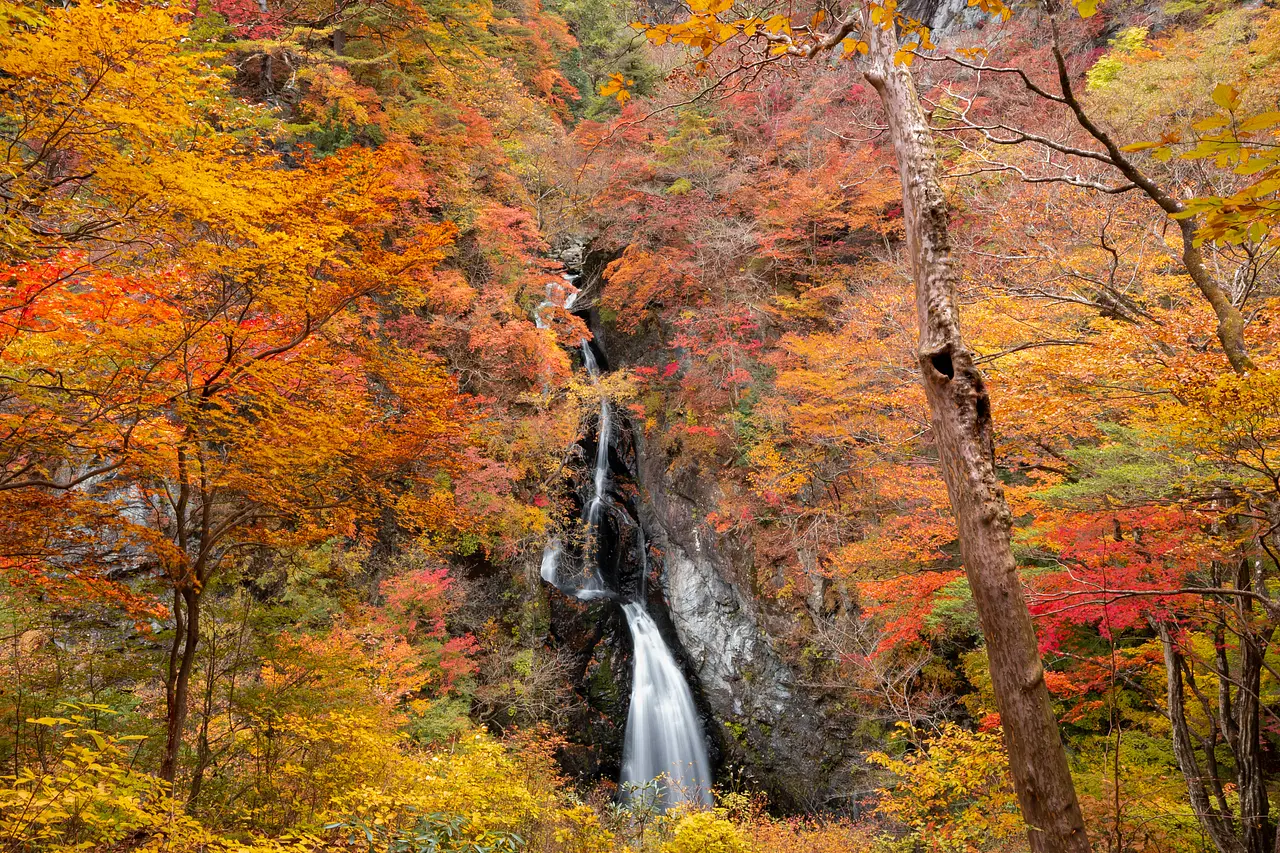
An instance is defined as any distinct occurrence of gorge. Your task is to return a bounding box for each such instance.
[538,265,713,807]
[534,251,848,810]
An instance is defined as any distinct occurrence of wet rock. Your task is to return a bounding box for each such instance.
[637,444,852,810]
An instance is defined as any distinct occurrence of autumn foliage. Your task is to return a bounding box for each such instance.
[5,0,1280,848]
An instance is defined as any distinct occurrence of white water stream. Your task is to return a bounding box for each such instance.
[580,341,611,533]
[536,271,711,807]
[620,603,712,807]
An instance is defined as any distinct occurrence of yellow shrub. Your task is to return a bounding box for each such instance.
[866,723,1024,853]
[413,734,543,832]
[1,715,565,853]
[249,707,414,829]
[0,717,321,853]
[662,810,747,853]
[327,731,542,840]
[552,804,614,853]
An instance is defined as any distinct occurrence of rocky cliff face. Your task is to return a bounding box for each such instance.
[637,442,851,809]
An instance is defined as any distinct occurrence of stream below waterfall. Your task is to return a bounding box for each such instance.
[536,270,712,809]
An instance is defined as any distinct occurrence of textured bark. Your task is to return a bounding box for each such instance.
[161,587,200,784]
[1159,623,1246,853]
[1235,626,1270,853]
[1177,221,1253,376]
[1230,559,1273,853]
[864,23,1089,853]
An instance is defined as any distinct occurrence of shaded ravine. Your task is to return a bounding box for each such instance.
[568,240,857,811]
[536,268,712,808]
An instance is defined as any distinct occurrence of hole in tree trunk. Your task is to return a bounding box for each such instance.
[930,350,954,379]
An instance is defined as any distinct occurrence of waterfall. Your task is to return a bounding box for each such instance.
[535,275,577,330]
[620,603,712,808]
[540,537,562,586]
[568,336,611,601]
[635,526,647,602]
[581,341,610,532]
[537,274,611,600]
[535,262,712,808]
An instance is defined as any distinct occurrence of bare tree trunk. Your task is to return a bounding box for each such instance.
[864,22,1089,853]
[1159,622,1246,853]
[1231,557,1274,853]
[162,587,201,784]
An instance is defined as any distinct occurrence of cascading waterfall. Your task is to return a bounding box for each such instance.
[620,604,712,807]
[581,341,611,533]
[535,267,712,809]
[539,538,562,587]
[577,347,612,595]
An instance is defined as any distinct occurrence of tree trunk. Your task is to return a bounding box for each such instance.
[1236,626,1270,853]
[864,22,1089,853]
[1177,221,1253,375]
[1232,556,1274,853]
[188,624,219,810]
[161,587,201,784]
[1159,622,1246,853]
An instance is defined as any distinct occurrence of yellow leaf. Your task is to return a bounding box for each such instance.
[1211,83,1239,111]
[1239,111,1280,133]
[1192,115,1230,132]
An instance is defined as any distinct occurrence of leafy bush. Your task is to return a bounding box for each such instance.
[867,723,1024,853]
[661,810,747,853]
